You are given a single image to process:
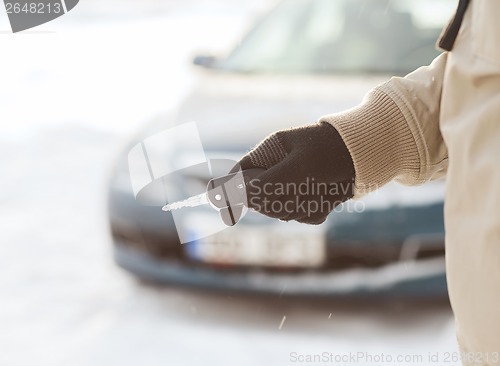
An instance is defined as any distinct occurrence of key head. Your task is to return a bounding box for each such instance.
[206,168,265,226]
[219,205,244,226]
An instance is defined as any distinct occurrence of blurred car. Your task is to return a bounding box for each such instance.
[108,0,454,297]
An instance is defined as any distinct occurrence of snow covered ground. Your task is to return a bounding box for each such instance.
[0,1,459,365]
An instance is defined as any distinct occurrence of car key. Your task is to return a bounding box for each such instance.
[162,168,265,226]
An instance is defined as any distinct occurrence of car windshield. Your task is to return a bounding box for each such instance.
[218,0,454,75]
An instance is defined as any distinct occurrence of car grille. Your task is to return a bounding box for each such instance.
[112,220,445,273]
[323,238,445,271]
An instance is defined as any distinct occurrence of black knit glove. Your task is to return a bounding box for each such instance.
[232,122,355,225]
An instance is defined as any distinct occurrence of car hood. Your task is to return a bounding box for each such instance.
[175,70,388,151]
[172,70,445,209]
[123,69,445,211]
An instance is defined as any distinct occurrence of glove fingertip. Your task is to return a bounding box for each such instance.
[297,215,328,225]
[229,156,255,174]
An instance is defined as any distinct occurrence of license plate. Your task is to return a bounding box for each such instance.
[185,218,326,268]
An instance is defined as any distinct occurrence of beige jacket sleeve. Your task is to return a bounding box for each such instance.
[320,53,448,198]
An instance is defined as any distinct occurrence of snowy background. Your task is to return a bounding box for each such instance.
[0,1,459,365]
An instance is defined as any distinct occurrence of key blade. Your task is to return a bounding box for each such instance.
[162,193,209,212]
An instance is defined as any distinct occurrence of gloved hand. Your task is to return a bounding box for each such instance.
[232,122,355,225]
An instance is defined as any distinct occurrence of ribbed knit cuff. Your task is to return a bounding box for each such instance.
[319,88,420,198]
